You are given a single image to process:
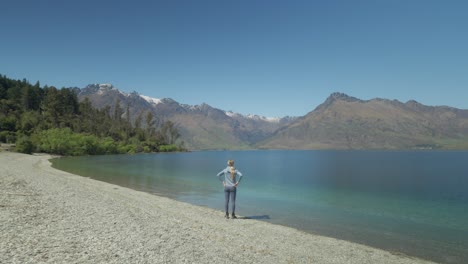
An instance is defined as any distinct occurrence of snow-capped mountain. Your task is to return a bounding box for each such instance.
[76,84,296,150]
[76,84,468,150]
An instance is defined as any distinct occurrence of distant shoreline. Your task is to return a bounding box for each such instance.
[1,152,435,263]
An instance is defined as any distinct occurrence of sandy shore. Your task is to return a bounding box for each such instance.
[1,152,436,264]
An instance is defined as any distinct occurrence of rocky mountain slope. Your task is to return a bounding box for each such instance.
[76,84,295,150]
[77,86,468,150]
[258,93,468,149]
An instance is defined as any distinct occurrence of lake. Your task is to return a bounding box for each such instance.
[51,150,468,264]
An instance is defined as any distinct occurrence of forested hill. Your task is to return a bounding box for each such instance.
[0,74,183,155]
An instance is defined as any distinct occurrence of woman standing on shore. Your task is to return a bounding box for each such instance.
[217,160,243,219]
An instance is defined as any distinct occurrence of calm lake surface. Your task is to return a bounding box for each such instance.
[52,150,468,264]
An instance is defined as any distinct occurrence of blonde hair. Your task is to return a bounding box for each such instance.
[230,166,236,181]
[227,160,236,180]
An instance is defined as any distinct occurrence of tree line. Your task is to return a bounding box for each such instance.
[0,74,183,155]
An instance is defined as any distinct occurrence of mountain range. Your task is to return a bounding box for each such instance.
[75,84,468,150]
[75,84,296,150]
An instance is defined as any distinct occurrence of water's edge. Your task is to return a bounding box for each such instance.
[51,150,468,264]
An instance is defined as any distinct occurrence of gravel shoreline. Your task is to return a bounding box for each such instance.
[1,152,436,263]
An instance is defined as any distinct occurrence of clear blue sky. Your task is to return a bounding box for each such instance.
[1,0,467,117]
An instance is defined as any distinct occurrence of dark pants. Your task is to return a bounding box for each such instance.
[224,186,237,214]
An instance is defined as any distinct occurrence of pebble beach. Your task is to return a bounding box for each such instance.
[0,152,436,264]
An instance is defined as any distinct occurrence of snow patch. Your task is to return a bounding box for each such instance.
[140,94,162,105]
[225,111,238,117]
[96,83,114,95]
[118,90,130,97]
[264,116,281,122]
[99,83,113,89]
[247,114,280,123]
[225,111,280,123]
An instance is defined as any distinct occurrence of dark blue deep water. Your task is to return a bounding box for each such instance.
[52,150,468,264]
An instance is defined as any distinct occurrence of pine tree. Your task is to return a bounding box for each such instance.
[145,111,155,140]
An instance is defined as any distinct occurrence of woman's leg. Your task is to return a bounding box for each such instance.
[224,188,230,214]
[230,188,237,214]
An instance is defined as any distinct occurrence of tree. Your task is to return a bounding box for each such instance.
[41,86,61,128]
[123,104,132,140]
[134,111,145,141]
[78,97,95,134]
[0,83,6,99]
[110,99,124,140]
[19,111,41,135]
[0,74,182,154]
[113,98,123,122]
[6,85,22,107]
[60,88,79,115]
[145,111,156,139]
[0,115,17,132]
[161,120,180,145]
[59,88,79,128]
[21,85,42,111]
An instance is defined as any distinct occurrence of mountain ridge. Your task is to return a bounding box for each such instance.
[76,84,468,150]
[259,93,468,150]
[79,84,287,123]
[76,84,296,150]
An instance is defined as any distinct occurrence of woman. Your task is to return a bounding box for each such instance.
[217,159,243,219]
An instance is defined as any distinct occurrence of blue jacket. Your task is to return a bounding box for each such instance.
[217,166,243,187]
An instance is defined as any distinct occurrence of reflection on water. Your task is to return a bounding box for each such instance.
[52,150,468,264]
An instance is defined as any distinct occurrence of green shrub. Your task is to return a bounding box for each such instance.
[159,144,178,152]
[0,131,16,143]
[78,134,99,155]
[34,128,76,155]
[16,136,35,154]
[0,116,17,131]
[33,128,112,156]
[29,128,180,156]
[99,137,118,154]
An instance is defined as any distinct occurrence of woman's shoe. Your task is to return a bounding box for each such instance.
[225,213,230,219]
[231,213,237,219]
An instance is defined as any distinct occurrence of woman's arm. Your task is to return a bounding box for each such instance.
[235,170,243,185]
[216,168,227,181]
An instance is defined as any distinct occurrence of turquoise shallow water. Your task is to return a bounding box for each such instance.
[52,150,468,264]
